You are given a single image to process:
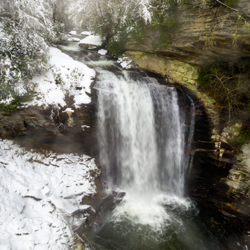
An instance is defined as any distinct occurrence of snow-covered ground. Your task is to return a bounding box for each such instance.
[0,139,99,250]
[25,47,96,108]
[0,39,102,249]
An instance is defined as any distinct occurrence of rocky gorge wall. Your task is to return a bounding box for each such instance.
[124,0,250,128]
[122,0,250,231]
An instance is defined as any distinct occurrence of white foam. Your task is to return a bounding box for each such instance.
[111,195,170,232]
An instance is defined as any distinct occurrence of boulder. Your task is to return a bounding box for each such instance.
[79,35,102,49]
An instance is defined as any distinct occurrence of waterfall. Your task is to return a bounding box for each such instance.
[96,69,193,231]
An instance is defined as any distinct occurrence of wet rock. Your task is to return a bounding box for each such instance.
[81,192,115,213]
[72,206,100,231]
[216,202,250,219]
[0,103,98,157]
[85,207,100,227]
[78,43,101,50]
[187,97,250,228]
[112,188,126,199]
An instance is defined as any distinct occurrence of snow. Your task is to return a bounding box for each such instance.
[25,47,96,108]
[117,56,133,69]
[0,96,14,105]
[67,37,80,42]
[98,49,108,55]
[79,35,102,46]
[81,31,91,36]
[69,31,77,35]
[0,139,99,250]
[62,108,74,113]
[81,125,90,131]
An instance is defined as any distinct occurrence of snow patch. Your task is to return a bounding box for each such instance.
[117,56,133,69]
[0,139,99,250]
[62,108,74,113]
[81,125,90,130]
[69,31,77,35]
[79,35,102,46]
[98,49,108,56]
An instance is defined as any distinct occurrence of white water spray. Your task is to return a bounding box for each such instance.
[96,69,193,231]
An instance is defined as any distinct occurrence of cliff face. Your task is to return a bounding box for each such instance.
[122,0,250,230]
[125,0,250,67]
[123,0,250,128]
[124,0,250,89]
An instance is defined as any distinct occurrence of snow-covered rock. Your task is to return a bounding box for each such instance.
[98,49,108,56]
[81,31,92,36]
[117,56,133,69]
[79,35,102,49]
[67,37,81,42]
[69,31,77,36]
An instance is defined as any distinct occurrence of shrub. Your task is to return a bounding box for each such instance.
[197,60,250,122]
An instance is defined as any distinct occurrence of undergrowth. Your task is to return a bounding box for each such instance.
[0,97,22,116]
[198,59,250,147]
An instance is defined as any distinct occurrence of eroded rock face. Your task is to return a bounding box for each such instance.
[125,0,250,67]
[123,0,250,96]
[0,103,98,157]
[122,1,250,135]
[188,94,250,242]
[0,108,56,138]
[124,51,199,85]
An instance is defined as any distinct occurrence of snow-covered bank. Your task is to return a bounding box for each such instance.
[0,139,99,250]
[26,47,96,108]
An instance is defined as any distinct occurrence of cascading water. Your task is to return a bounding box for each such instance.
[97,70,188,196]
[96,68,194,237]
